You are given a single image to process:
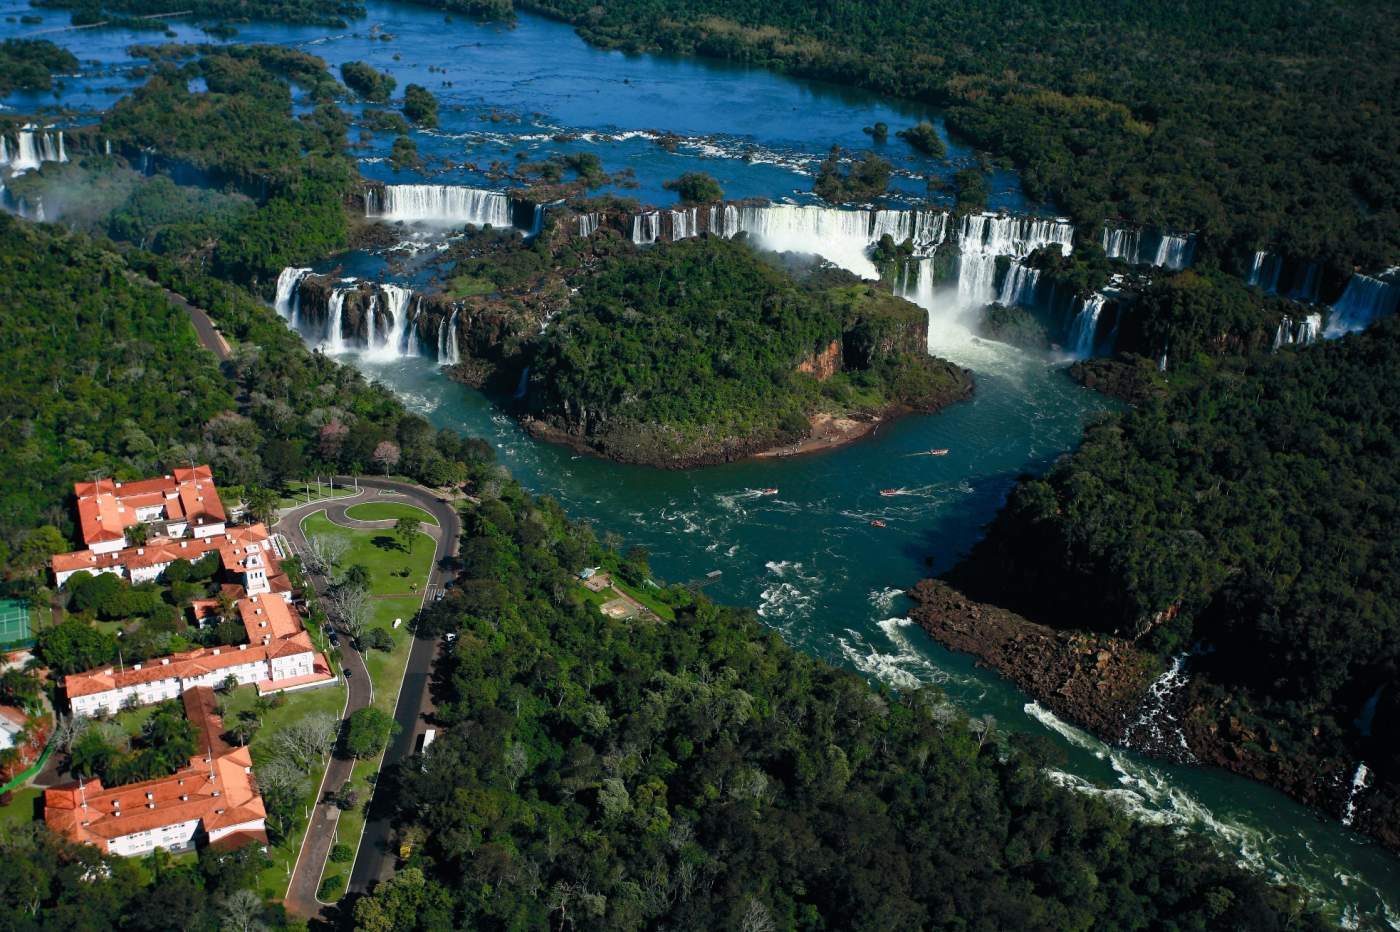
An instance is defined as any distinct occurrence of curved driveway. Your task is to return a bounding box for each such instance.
[276,477,460,918]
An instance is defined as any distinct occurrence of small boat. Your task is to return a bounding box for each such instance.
[870,519,887,528]
[928,448,949,456]
[760,488,779,496]
[879,489,900,497]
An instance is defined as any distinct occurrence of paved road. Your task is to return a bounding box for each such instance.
[164,287,233,361]
[274,478,459,918]
[347,479,460,898]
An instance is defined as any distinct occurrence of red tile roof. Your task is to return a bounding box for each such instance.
[44,687,265,851]
[72,466,226,548]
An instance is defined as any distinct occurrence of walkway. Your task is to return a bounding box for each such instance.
[274,478,459,918]
[166,289,232,361]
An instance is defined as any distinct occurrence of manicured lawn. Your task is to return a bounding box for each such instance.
[300,512,434,596]
[0,786,42,827]
[343,501,439,526]
[277,483,357,510]
[222,679,348,899]
[111,702,162,742]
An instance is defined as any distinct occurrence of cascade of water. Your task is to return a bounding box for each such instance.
[274,268,312,322]
[1154,234,1194,271]
[366,184,515,227]
[670,207,698,240]
[324,290,347,354]
[1275,313,1324,349]
[439,309,461,365]
[577,212,600,237]
[953,214,1073,309]
[364,284,412,361]
[1067,293,1107,357]
[1325,274,1400,337]
[1342,763,1373,827]
[363,292,378,351]
[1248,251,1282,293]
[996,262,1041,307]
[514,366,530,399]
[631,211,660,244]
[406,296,422,357]
[0,136,8,166]
[1121,655,1195,760]
[1101,225,1137,263]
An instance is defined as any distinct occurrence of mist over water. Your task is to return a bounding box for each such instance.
[4,1,1399,920]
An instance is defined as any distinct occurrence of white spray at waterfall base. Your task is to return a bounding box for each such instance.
[1341,763,1372,828]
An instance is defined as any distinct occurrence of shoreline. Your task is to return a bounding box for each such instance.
[906,578,1400,856]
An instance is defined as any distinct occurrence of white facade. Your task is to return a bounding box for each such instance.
[192,522,226,539]
[68,645,311,717]
[106,817,202,857]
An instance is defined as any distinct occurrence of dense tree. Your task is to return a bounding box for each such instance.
[340,60,396,102]
[402,83,439,127]
[662,171,724,204]
[359,469,1325,930]
[344,706,398,758]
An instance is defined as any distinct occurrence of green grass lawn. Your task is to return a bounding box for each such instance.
[111,702,162,742]
[343,502,439,526]
[0,786,43,827]
[222,678,348,899]
[300,512,435,596]
[447,273,494,298]
[290,516,432,902]
[277,483,358,510]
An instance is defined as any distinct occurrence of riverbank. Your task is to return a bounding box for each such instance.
[908,578,1400,857]
[520,374,973,469]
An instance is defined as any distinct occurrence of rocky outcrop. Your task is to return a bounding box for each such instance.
[909,578,1400,854]
[906,579,1159,739]
[797,339,842,381]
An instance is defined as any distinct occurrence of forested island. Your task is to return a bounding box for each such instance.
[523,238,971,466]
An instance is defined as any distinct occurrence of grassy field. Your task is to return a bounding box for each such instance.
[0,786,43,827]
[292,513,434,902]
[315,594,422,901]
[221,678,347,899]
[301,513,434,596]
[277,483,358,510]
[343,502,439,526]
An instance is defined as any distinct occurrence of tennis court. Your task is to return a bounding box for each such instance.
[0,599,32,649]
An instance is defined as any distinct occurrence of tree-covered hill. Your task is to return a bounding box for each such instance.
[356,476,1327,930]
[521,0,1400,277]
[948,316,1400,845]
[526,236,971,465]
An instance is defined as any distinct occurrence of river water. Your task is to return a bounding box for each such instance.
[4,1,1398,922]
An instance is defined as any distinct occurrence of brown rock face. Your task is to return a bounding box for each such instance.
[905,578,1159,741]
[797,339,842,381]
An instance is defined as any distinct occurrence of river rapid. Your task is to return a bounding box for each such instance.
[3,0,1398,921]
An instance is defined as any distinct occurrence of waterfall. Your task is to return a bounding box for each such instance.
[1341,763,1373,827]
[438,309,461,365]
[1325,274,1400,337]
[1121,655,1194,761]
[7,126,68,173]
[274,268,312,324]
[1274,313,1323,349]
[894,258,939,314]
[366,184,514,227]
[577,212,600,237]
[1101,225,1140,263]
[363,292,378,351]
[1158,350,1169,372]
[324,290,348,354]
[0,136,8,166]
[955,213,1073,308]
[1248,251,1282,293]
[996,262,1041,308]
[364,284,412,361]
[1067,293,1107,357]
[631,210,660,245]
[1154,234,1194,271]
[1102,224,1194,270]
[514,366,530,400]
[406,296,422,357]
[670,207,698,240]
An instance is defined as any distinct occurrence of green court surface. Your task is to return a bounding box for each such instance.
[0,599,32,648]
